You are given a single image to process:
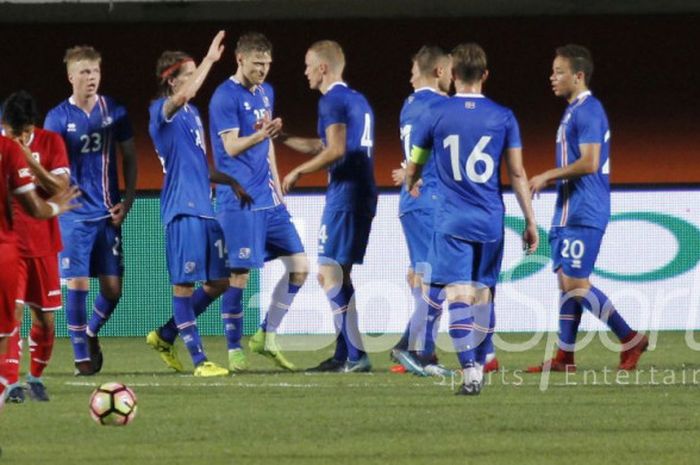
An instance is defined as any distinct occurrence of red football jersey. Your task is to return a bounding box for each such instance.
[0,135,35,245]
[11,128,70,257]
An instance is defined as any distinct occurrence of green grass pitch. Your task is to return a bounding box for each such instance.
[1,331,700,465]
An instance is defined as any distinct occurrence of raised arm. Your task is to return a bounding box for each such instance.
[504,147,539,253]
[281,123,346,193]
[162,30,226,120]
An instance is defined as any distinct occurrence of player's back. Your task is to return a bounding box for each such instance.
[44,95,131,220]
[319,83,377,215]
[399,88,446,214]
[149,98,215,226]
[553,92,610,230]
[429,94,521,242]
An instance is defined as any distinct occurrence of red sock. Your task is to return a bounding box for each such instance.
[0,324,21,386]
[29,324,54,379]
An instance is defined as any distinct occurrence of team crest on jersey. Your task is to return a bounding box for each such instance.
[184,261,196,274]
[18,168,32,178]
[243,101,251,110]
[101,116,113,128]
[263,96,270,107]
[238,248,251,259]
[31,152,40,162]
[465,101,476,109]
[67,123,77,132]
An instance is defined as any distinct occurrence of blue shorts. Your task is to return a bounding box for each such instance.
[318,210,373,266]
[59,217,123,278]
[424,232,504,288]
[166,216,228,285]
[218,205,305,269]
[399,209,434,271]
[550,226,604,279]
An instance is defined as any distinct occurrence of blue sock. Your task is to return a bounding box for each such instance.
[448,301,475,368]
[583,286,632,341]
[66,289,89,362]
[326,284,354,362]
[343,284,365,362]
[159,287,214,344]
[221,287,244,350]
[261,281,301,333]
[87,294,118,337]
[172,296,206,366]
[474,303,495,365]
[558,292,583,351]
[421,285,445,360]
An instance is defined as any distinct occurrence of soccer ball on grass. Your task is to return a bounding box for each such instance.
[89,382,138,426]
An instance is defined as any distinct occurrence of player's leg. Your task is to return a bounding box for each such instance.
[86,221,125,373]
[166,216,227,376]
[59,219,96,375]
[0,243,20,407]
[472,240,504,374]
[250,206,308,370]
[1,258,28,403]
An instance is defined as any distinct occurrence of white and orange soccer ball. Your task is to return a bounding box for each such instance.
[89,382,138,426]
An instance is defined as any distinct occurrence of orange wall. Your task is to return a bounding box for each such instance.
[1,16,698,189]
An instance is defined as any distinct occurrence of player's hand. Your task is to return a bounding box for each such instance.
[263,118,283,139]
[391,167,406,186]
[522,222,539,254]
[109,202,128,227]
[48,185,82,215]
[205,30,226,63]
[230,180,253,209]
[529,173,550,198]
[282,169,301,195]
[409,179,423,198]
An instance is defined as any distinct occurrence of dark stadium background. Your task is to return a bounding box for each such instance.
[0,14,698,190]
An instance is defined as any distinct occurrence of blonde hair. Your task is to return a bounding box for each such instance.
[308,40,345,74]
[63,45,102,70]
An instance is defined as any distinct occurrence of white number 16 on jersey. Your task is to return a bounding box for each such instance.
[443,134,495,184]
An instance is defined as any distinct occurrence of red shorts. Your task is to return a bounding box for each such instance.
[0,243,20,336]
[16,255,62,312]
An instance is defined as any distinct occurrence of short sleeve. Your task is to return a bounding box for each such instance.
[43,108,64,136]
[2,141,35,194]
[209,86,240,136]
[319,93,346,130]
[411,110,435,151]
[46,131,70,173]
[575,105,605,144]
[504,110,523,150]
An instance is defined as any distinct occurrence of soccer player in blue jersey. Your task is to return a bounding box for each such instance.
[389,45,452,376]
[281,40,378,372]
[146,31,252,377]
[45,46,137,375]
[526,45,648,373]
[406,43,538,395]
[209,32,308,372]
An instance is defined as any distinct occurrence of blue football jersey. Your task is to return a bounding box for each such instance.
[399,88,446,215]
[318,82,378,215]
[148,98,216,226]
[44,95,133,220]
[413,93,522,242]
[552,91,611,231]
[209,78,280,212]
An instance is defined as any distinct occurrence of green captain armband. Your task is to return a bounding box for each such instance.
[410,146,430,165]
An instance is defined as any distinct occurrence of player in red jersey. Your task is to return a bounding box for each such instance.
[1,92,70,402]
[0,133,78,411]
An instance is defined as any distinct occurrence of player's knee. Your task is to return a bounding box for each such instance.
[405,268,416,287]
[205,279,229,297]
[290,271,308,287]
[229,270,250,288]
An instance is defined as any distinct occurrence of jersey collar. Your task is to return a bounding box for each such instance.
[573,90,592,102]
[414,87,441,94]
[327,81,347,92]
[230,76,261,94]
[454,93,485,98]
[68,95,99,117]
